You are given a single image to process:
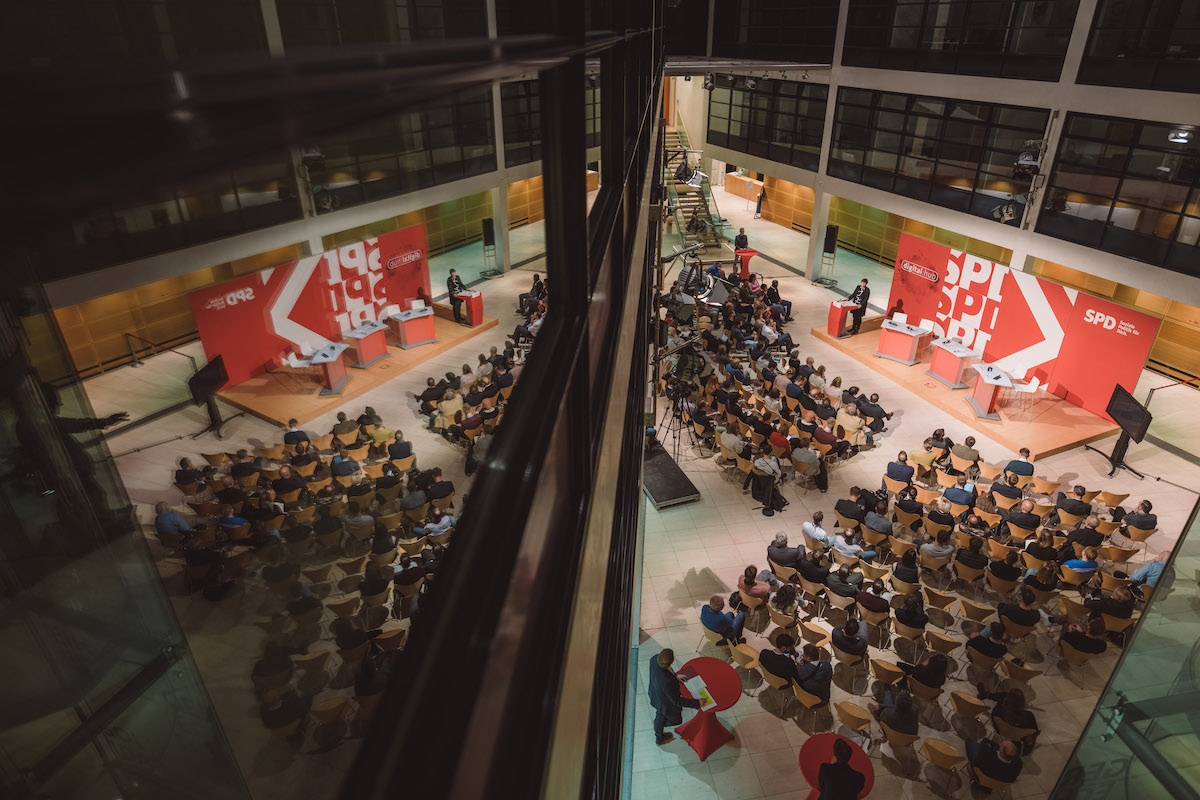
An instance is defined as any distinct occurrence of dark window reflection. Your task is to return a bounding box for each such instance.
[829,87,1050,226]
[706,74,829,172]
[1079,0,1200,92]
[712,0,840,63]
[843,0,1080,81]
[1038,113,1200,273]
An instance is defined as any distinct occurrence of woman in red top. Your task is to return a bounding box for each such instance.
[738,565,771,600]
[768,422,793,459]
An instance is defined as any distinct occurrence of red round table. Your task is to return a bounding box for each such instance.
[735,248,758,279]
[674,656,742,760]
[798,733,874,799]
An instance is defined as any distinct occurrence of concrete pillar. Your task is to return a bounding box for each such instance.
[490,183,511,271]
[806,188,832,281]
[259,0,286,59]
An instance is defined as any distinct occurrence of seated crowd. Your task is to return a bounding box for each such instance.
[681,431,1161,789]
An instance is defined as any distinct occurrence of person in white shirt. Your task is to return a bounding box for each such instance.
[414,508,456,538]
[751,448,788,512]
[719,428,745,455]
[833,529,877,562]
[754,451,783,481]
[802,511,831,547]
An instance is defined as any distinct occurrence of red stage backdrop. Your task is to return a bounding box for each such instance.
[188,226,430,387]
[888,232,1160,421]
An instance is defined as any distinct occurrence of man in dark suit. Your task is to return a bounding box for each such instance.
[283,419,309,446]
[272,465,307,495]
[174,458,203,486]
[647,648,701,746]
[797,356,816,380]
[330,411,359,441]
[1000,499,1041,537]
[1003,447,1034,478]
[426,470,455,502]
[447,269,468,323]
[1119,500,1157,531]
[835,489,866,526]
[518,273,543,314]
[1059,516,1104,562]
[767,531,804,572]
[229,451,261,480]
[214,476,246,506]
[387,431,413,462]
[733,227,749,250]
[988,472,1023,509]
[1050,485,1091,526]
[858,392,892,432]
[883,451,914,491]
[848,278,870,334]
[819,737,866,799]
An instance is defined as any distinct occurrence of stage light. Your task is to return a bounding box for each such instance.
[702,74,714,91]
[991,202,1017,223]
[686,169,708,188]
[1168,129,1191,144]
[746,77,757,89]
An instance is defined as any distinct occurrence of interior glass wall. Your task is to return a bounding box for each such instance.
[705,74,829,172]
[0,262,248,799]
[829,87,1050,226]
[842,0,1079,80]
[28,153,302,282]
[1078,0,1200,93]
[501,77,600,168]
[1037,113,1200,273]
[1048,500,1200,800]
[308,86,495,211]
[276,0,487,49]
[0,0,270,69]
[711,0,840,63]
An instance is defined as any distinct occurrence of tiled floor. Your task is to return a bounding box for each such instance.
[86,265,538,800]
[629,260,1199,799]
[79,206,1200,800]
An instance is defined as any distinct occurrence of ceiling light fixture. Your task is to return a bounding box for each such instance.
[746,77,757,89]
[1168,129,1191,144]
[702,74,714,91]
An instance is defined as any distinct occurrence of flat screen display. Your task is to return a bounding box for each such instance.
[188,355,228,406]
[1105,384,1152,443]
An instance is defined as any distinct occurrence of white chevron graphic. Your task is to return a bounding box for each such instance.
[992,271,1077,379]
[268,256,333,352]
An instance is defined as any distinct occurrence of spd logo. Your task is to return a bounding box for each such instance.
[203,287,255,312]
[1084,308,1117,330]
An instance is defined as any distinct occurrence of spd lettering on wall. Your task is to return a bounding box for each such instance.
[189,225,430,387]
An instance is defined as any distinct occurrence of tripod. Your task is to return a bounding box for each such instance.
[658,394,698,462]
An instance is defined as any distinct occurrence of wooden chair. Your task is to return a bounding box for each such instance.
[729,643,761,674]
[1028,477,1060,497]
[959,599,995,625]
[924,630,962,656]
[1124,525,1158,543]
[1100,545,1138,564]
[923,520,951,540]
[1102,613,1137,639]
[769,558,798,583]
[835,701,874,747]
[336,556,367,577]
[890,577,920,596]
[907,675,943,703]
[1020,552,1048,573]
[739,589,766,611]
[702,627,733,651]
[935,470,957,490]
[923,587,957,615]
[800,621,832,648]
[870,658,906,686]
[892,619,926,646]
[949,453,976,475]
[976,510,1001,530]
[915,486,941,506]
[395,577,425,598]
[398,536,428,556]
[832,549,859,569]
[919,550,950,576]
[802,531,827,553]
[831,643,864,670]
[391,454,417,472]
[879,720,919,750]
[1000,658,1043,684]
[328,597,361,617]
[826,591,858,620]
[1058,594,1091,624]
[977,462,1003,482]
[767,604,798,631]
[369,548,397,567]
[1007,522,1037,541]
[1057,638,1096,669]
[1080,488,1101,504]
[1095,519,1120,538]
[431,493,455,511]
[952,562,985,586]
[375,628,407,652]
[201,452,230,467]
[993,716,1038,743]
[1059,565,1093,588]
[404,503,431,523]
[985,572,1019,596]
[973,767,1016,792]
[883,476,910,496]
[834,510,861,531]
[862,529,890,553]
[894,509,922,531]
[889,537,920,561]
[860,561,890,581]
[1057,510,1087,529]
[991,494,1020,512]
[948,501,971,519]
[362,587,392,607]
[1096,490,1130,510]
[1011,473,1033,490]
[949,690,990,718]
[798,577,828,614]
[922,738,964,773]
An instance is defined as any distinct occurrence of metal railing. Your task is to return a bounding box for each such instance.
[124,332,199,373]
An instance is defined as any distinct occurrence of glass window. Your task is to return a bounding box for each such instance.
[843,0,1079,81]
[1080,0,1200,92]
[1039,112,1200,273]
[706,74,828,172]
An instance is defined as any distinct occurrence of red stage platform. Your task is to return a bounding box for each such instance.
[810,317,1118,461]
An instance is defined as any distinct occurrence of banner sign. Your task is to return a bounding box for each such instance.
[188,225,430,387]
[888,232,1160,421]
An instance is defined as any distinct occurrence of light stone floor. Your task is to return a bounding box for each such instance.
[627,256,1200,800]
[79,208,1200,800]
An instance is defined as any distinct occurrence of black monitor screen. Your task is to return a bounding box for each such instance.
[188,355,228,406]
[1106,384,1151,443]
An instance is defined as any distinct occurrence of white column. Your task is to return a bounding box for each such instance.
[491,184,511,271]
[806,187,832,281]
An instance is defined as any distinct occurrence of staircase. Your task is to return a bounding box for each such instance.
[663,128,725,252]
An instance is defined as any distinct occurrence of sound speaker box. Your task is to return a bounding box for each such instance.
[482,218,495,246]
[823,225,839,254]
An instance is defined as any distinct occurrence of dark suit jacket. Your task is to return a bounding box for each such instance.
[427,481,455,500]
[758,649,799,683]
[886,462,914,484]
[989,482,1023,503]
[818,762,866,800]
[1121,512,1157,530]
[647,658,699,725]
[831,626,867,655]
[388,441,413,461]
[283,429,310,445]
[733,234,749,249]
[944,486,976,508]
[767,544,803,569]
[1002,510,1041,531]
[849,284,870,310]
[835,499,865,523]
[447,274,466,295]
[1055,494,1091,517]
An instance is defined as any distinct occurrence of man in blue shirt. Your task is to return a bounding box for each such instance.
[700,595,746,645]
[387,431,413,462]
[943,475,977,511]
[154,502,201,538]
